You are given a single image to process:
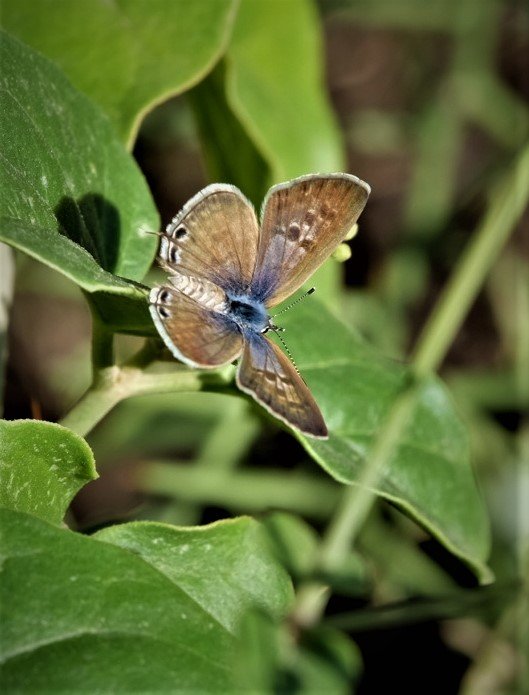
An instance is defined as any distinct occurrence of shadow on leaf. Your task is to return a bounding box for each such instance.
[55,194,121,273]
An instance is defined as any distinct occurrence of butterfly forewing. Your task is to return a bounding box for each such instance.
[251,174,370,306]
[150,286,243,368]
[236,333,327,438]
[161,184,259,293]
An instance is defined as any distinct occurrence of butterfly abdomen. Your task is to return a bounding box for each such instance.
[168,271,228,313]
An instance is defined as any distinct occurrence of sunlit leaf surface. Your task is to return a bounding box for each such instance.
[0,420,96,526]
[1,0,238,145]
[0,31,159,280]
[274,299,491,580]
[0,511,292,691]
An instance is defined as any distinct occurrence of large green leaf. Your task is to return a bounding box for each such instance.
[0,30,158,279]
[225,0,347,299]
[95,518,293,632]
[1,0,238,146]
[271,299,491,580]
[189,62,270,208]
[1,220,154,334]
[226,0,344,179]
[0,31,159,330]
[0,419,97,526]
[0,510,292,691]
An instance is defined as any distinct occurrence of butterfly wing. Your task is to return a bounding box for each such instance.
[236,332,327,438]
[150,286,243,368]
[160,184,259,293]
[250,173,370,306]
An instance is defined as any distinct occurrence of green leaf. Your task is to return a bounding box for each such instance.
[264,512,369,595]
[189,62,270,207]
[272,299,491,580]
[234,612,362,695]
[95,518,293,632]
[1,0,238,146]
[233,610,281,693]
[263,511,320,580]
[0,420,97,525]
[226,0,344,179]
[1,220,154,335]
[288,627,363,694]
[0,31,159,330]
[225,0,346,299]
[0,510,292,691]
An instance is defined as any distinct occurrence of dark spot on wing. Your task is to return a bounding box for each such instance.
[169,246,178,263]
[287,222,301,241]
[304,210,316,226]
[301,238,316,251]
[159,289,170,303]
[158,306,170,319]
[175,226,187,239]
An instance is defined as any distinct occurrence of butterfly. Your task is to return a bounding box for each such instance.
[149,173,370,439]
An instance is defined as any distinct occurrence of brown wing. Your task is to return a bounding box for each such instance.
[250,174,370,306]
[236,333,327,439]
[160,184,259,292]
[150,286,243,368]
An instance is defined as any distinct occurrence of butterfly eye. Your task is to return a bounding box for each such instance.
[175,226,187,239]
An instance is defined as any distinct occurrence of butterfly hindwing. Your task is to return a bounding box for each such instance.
[161,184,259,293]
[250,174,370,306]
[236,331,327,438]
[150,285,243,368]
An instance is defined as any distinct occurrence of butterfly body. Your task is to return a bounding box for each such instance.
[150,173,370,439]
[226,294,270,334]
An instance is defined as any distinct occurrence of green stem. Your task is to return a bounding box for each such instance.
[137,463,341,519]
[293,144,529,628]
[90,313,115,374]
[413,144,529,375]
[59,365,230,438]
[326,583,514,633]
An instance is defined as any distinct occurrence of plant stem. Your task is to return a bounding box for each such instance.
[325,583,514,633]
[59,364,230,438]
[137,463,340,519]
[293,144,529,628]
[90,311,115,374]
[412,144,529,375]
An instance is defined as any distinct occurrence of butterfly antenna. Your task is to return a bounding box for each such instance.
[270,327,302,377]
[271,287,316,318]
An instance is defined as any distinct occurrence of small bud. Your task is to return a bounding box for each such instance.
[333,243,352,263]
[344,223,359,241]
